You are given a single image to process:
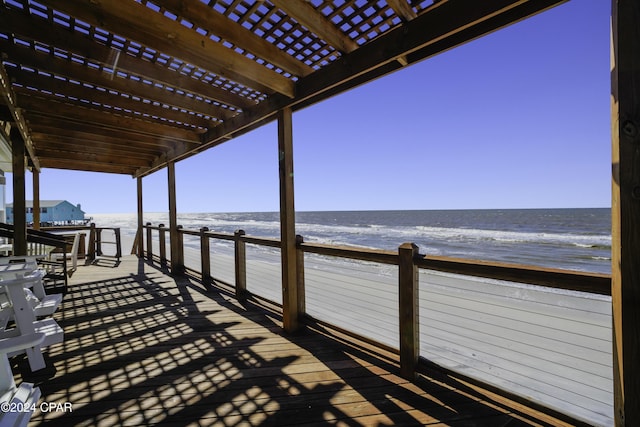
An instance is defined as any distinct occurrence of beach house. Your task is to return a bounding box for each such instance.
[6,200,86,226]
[0,1,637,426]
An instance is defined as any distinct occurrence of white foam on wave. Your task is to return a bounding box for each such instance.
[413,225,611,248]
[91,212,611,256]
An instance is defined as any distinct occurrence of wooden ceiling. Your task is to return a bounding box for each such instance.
[0,0,566,178]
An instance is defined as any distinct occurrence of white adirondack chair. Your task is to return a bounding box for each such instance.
[0,258,62,318]
[46,233,81,276]
[0,332,45,427]
[0,274,63,371]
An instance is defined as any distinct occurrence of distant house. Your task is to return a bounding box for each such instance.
[6,200,87,225]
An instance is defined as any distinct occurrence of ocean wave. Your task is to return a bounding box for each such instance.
[95,212,611,250]
[410,225,610,248]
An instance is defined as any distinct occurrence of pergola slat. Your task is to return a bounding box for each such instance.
[38,0,296,97]
[153,0,315,77]
[10,72,216,131]
[270,0,358,54]
[1,41,234,121]
[0,8,254,110]
[18,94,201,143]
[28,120,191,151]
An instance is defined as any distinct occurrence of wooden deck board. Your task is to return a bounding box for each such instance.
[13,255,579,426]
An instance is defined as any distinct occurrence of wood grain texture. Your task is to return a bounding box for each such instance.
[611,1,640,424]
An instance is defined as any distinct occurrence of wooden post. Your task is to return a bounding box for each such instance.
[296,234,306,317]
[145,222,153,261]
[278,107,300,333]
[114,228,122,258]
[167,162,183,275]
[200,227,212,289]
[177,225,184,270]
[136,176,143,257]
[159,224,167,267]
[611,3,640,425]
[32,168,40,230]
[234,229,246,300]
[398,242,419,380]
[95,228,103,256]
[88,222,96,260]
[11,129,26,256]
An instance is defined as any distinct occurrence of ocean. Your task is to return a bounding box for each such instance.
[93,207,611,274]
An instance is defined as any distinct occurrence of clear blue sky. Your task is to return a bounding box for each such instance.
[6,0,610,214]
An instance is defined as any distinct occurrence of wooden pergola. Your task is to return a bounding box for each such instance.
[0,0,637,424]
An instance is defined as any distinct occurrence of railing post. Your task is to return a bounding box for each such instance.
[146,222,153,261]
[159,224,167,268]
[131,228,141,256]
[176,225,184,274]
[88,222,96,260]
[398,242,419,380]
[296,234,306,317]
[234,229,247,300]
[114,228,121,259]
[200,227,212,289]
[96,227,103,256]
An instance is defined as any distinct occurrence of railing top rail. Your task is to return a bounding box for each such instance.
[143,224,164,231]
[242,235,281,248]
[40,225,92,232]
[299,241,398,265]
[207,232,235,241]
[416,255,612,296]
[0,226,68,249]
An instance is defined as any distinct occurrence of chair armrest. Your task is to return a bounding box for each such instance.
[0,333,45,355]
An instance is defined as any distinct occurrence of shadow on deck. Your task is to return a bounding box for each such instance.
[13,255,576,426]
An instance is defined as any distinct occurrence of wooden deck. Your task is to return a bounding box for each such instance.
[13,255,580,426]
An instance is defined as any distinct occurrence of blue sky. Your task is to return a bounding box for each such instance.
[6,0,610,214]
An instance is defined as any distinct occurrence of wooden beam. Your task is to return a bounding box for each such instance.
[154,0,314,77]
[27,117,191,150]
[31,136,159,161]
[34,148,151,169]
[278,107,300,333]
[11,128,26,255]
[0,7,254,110]
[1,41,235,121]
[0,63,40,171]
[270,0,358,53]
[11,72,217,130]
[386,0,417,21]
[39,158,139,175]
[19,95,202,143]
[611,1,640,425]
[39,0,295,97]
